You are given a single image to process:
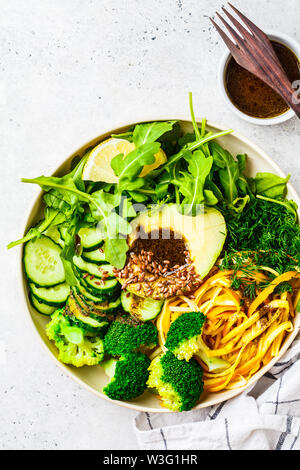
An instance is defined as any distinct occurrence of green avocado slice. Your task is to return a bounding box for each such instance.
[118,204,226,299]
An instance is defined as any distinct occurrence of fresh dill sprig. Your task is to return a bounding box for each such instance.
[221,198,300,274]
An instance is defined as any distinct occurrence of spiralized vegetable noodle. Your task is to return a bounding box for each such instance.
[156,268,299,393]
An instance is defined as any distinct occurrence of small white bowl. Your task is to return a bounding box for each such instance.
[218,30,300,125]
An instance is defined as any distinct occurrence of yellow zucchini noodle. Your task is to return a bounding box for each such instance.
[155,268,300,393]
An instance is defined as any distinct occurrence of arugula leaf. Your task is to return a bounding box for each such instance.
[104,238,129,270]
[111,142,160,191]
[204,189,218,206]
[251,172,290,199]
[127,191,149,203]
[161,128,233,172]
[132,121,176,146]
[189,92,201,141]
[44,207,67,226]
[87,190,131,267]
[69,153,89,191]
[178,132,197,147]
[60,215,81,286]
[154,168,174,200]
[111,131,134,142]
[43,190,70,211]
[7,208,61,249]
[119,197,137,218]
[210,142,240,204]
[237,153,246,173]
[22,154,89,204]
[235,154,252,196]
[205,175,224,202]
[88,190,120,220]
[173,150,213,215]
[12,157,89,252]
[21,175,89,205]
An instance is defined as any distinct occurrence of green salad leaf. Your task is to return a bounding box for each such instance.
[251,172,290,199]
[132,121,176,146]
[59,215,81,285]
[210,141,240,203]
[173,149,213,214]
[8,93,299,288]
[111,142,160,192]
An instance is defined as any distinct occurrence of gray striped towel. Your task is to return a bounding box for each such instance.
[134,338,300,450]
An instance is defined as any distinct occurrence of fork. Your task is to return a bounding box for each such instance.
[210,3,300,118]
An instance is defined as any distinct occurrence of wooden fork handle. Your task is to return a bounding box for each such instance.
[267,69,300,118]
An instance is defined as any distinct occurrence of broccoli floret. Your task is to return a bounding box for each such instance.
[104,317,158,355]
[46,308,104,367]
[165,312,206,361]
[165,312,230,371]
[102,353,150,400]
[147,351,203,412]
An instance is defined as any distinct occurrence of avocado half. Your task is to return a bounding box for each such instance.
[119,204,227,299]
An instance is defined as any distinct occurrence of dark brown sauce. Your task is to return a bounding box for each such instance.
[130,227,187,267]
[225,40,300,118]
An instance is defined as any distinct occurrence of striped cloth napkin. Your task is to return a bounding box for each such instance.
[134,337,300,450]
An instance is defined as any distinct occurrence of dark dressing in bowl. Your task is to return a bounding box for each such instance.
[225,41,300,119]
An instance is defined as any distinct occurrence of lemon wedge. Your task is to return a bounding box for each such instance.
[82,137,167,183]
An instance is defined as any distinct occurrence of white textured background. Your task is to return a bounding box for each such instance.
[1,0,299,450]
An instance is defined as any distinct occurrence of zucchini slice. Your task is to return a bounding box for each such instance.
[73,256,115,278]
[30,293,56,316]
[77,227,104,251]
[30,282,70,307]
[24,236,65,287]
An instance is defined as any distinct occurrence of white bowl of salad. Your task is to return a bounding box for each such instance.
[9,95,300,413]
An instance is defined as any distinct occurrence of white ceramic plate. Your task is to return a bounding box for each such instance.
[20,118,300,413]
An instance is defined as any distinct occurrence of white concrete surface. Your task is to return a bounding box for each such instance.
[0,0,299,450]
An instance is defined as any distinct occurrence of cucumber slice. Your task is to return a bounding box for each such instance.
[89,297,121,315]
[120,290,132,313]
[30,293,56,316]
[30,282,70,307]
[73,288,121,316]
[83,276,119,295]
[82,248,107,264]
[120,291,163,321]
[78,227,104,251]
[72,288,94,312]
[24,236,65,287]
[67,295,109,330]
[73,256,114,278]
[59,226,103,251]
[43,226,64,247]
[76,284,110,303]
